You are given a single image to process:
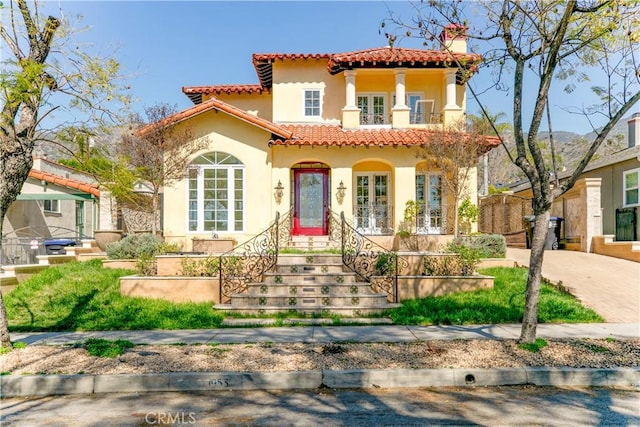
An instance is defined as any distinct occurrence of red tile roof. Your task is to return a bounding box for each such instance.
[250,48,481,89]
[182,85,269,104]
[252,53,332,62]
[136,97,293,139]
[28,170,100,197]
[270,124,500,150]
[327,47,482,74]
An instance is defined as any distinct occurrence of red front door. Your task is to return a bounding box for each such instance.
[292,169,329,235]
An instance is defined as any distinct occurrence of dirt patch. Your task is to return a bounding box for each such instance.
[2,339,639,376]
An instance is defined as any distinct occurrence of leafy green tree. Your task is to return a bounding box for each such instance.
[0,0,127,348]
[385,0,640,343]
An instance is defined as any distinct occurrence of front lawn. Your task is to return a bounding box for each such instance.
[388,267,604,325]
[5,259,224,332]
[3,262,602,332]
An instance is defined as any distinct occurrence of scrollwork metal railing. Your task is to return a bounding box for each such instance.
[219,212,281,304]
[338,211,407,303]
[276,207,293,249]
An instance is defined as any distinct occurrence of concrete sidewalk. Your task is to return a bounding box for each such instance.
[507,248,640,323]
[10,323,640,346]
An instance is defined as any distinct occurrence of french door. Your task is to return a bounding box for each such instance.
[292,169,329,235]
[354,173,391,234]
[416,173,444,234]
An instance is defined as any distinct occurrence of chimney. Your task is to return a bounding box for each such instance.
[629,112,640,148]
[439,24,467,53]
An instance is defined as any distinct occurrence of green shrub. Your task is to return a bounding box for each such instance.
[374,252,397,275]
[423,254,464,276]
[106,233,165,260]
[451,234,506,259]
[458,198,479,235]
[136,252,157,276]
[181,255,221,277]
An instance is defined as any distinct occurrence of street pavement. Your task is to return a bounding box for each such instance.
[507,248,640,323]
[2,387,639,426]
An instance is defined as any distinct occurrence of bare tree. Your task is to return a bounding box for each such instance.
[120,103,206,235]
[0,0,127,348]
[417,120,498,237]
[385,0,640,343]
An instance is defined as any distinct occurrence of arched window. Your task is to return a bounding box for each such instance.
[187,152,244,233]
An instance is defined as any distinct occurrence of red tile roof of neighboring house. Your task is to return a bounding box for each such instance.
[327,47,482,74]
[28,169,100,197]
[182,84,269,104]
[270,124,500,150]
[136,97,293,139]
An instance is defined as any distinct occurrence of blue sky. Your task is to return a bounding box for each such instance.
[35,1,632,134]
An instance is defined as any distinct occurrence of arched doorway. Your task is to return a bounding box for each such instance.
[292,162,330,236]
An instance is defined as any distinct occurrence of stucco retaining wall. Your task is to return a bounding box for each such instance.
[397,275,494,300]
[120,276,220,304]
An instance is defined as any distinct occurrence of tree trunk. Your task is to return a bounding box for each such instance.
[151,192,158,235]
[0,147,34,349]
[519,210,550,343]
[0,212,12,348]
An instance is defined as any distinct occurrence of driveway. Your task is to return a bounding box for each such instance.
[507,248,640,323]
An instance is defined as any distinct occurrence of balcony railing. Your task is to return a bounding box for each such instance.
[410,112,443,125]
[415,204,455,235]
[360,113,390,126]
[353,205,394,235]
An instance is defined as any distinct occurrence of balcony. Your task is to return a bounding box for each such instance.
[359,113,391,126]
[410,112,443,125]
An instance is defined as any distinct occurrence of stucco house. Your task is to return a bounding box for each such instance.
[508,113,640,262]
[148,27,499,251]
[1,158,99,264]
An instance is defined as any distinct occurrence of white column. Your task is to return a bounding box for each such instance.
[344,70,357,109]
[444,70,458,109]
[394,68,408,109]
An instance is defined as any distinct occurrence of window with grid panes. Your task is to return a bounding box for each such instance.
[187,152,244,232]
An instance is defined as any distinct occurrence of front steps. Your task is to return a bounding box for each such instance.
[216,254,400,316]
[285,235,338,251]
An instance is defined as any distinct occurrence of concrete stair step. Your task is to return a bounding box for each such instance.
[245,283,377,296]
[216,304,399,316]
[263,272,357,284]
[275,264,345,274]
[276,254,342,265]
[231,294,391,308]
[221,317,394,326]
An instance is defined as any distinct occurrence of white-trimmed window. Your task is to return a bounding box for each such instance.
[358,93,387,125]
[187,152,244,233]
[624,168,639,207]
[43,199,60,213]
[304,89,321,117]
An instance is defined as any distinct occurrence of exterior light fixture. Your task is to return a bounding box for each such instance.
[336,180,347,204]
[274,180,284,204]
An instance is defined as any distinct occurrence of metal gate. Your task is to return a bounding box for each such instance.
[615,207,637,241]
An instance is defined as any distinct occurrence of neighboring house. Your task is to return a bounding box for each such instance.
[1,158,100,264]
[147,26,499,251]
[510,113,640,261]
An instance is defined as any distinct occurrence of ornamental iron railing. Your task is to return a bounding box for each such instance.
[219,211,282,304]
[338,211,407,303]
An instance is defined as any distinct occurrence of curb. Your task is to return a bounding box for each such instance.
[2,368,638,398]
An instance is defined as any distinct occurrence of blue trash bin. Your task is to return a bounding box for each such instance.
[43,238,77,255]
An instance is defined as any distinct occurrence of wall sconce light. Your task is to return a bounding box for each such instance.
[336,180,347,204]
[274,180,284,204]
